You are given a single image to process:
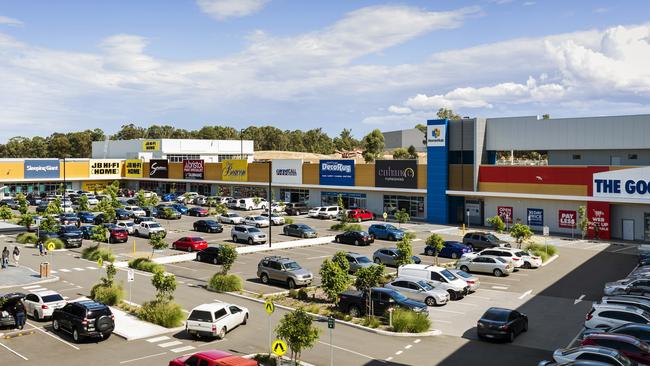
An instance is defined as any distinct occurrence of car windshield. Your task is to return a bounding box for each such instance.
[482,309,510,322]
[485,234,500,242]
[454,270,472,279]
[284,262,301,270]
[357,256,371,264]
[191,237,203,241]
[417,280,434,291]
[42,294,64,303]
[385,224,397,230]
[495,257,507,263]
[440,269,457,281]
[515,251,527,257]
[148,223,161,228]
[60,226,79,233]
[124,222,133,227]
[390,291,408,302]
[204,220,217,225]
[357,231,369,236]
[249,228,261,233]
[297,224,310,229]
[254,217,265,220]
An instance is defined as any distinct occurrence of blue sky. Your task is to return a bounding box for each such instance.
[0,0,649,141]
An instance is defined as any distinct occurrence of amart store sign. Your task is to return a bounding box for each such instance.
[593,166,650,200]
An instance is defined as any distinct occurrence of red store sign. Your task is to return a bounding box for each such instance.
[587,201,610,240]
[558,210,577,229]
[497,206,513,224]
[183,159,204,180]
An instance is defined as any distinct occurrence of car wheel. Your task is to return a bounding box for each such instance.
[248,238,254,245]
[197,254,202,262]
[261,273,269,284]
[187,246,192,252]
[460,265,469,272]
[193,225,197,231]
[354,240,359,246]
[507,331,514,343]
[370,233,376,240]
[172,244,176,250]
[33,310,40,321]
[242,313,248,325]
[451,252,458,259]
[217,327,226,340]
[493,269,503,277]
[212,257,218,265]
[232,236,238,243]
[388,234,395,241]
[287,279,296,289]
[523,320,528,332]
[522,261,532,269]
[334,237,339,243]
[302,233,307,238]
[447,290,458,301]
[73,328,81,343]
[425,297,437,306]
[102,332,111,340]
[374,258,381,264]
[256,224,261,228]
[425,248,434,256]
[349,305,361,318]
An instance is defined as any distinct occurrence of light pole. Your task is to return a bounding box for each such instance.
[268,160,272,248]
[63,157,67,207]
[466,208,470,229]
[240,129,244,160]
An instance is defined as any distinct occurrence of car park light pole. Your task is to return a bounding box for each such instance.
[268,160,272,248]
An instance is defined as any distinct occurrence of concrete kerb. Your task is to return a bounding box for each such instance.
[110,300,185,341]
[225,291,441,338]
[540,254,559,267]
[0,274,60,290]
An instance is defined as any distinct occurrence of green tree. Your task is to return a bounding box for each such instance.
[319,258,352,303]
[105,181,122,208]
[15,193,28,215]
[542,114,551,119]
[149,233,168,258]
[275,308,320,364]
[135,190,147,208]
[394,209,410,228]
[0,205,13,221]
[392,148,410,159]
[218,244,238,274]
[112,124,146,140]
[395,235,414,268]
[91,225,109,244]
[337,194,348,224]
[354,265,385,292]
[333,128,360,151]
[414,124,427,135]
[39,214,59,233]
[46,197,63,215]
[332,251,350,272]
[77,195,90,212]
[510,223,533,248]
[426,233,445,265]
[101,263,117,288]
[152,269,177,303]
[18,213,34,230]
[436,108,462,120]
[407,145,418,159]
[361,129,385,163]
[487,215,506,233]
[95,199,116,223]
[578,205,588,239]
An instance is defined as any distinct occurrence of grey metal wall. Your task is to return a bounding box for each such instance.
[383,130,403,151]
[486,114,650,151]
[548,150,650,166]
[448,119,475,151]
[610,204,648,241]
[383,129,426,151]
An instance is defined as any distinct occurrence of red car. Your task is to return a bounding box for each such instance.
[581,333,650,364]
[172,236,208,252]
[109,228,129,243]
[169,350,258,366]
[347,209,375,222]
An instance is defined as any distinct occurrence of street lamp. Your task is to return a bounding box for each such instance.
[240,129,244,160]
[466,208,470,229]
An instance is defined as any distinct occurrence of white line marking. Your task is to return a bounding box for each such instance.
[611,246,634,253]
[60,269,71,272]
[146,336,170,343]
[414,339,421,343]
[119,352,167,364]
[306,255,330,260]
[0,342,28,360]
[170,346,196,353]
[50,270,58,274]
[395,350,403,355]
[22,285,42,289]
[405,345,412,349]
[158,341,183,348]
[432,309,465,314]
[317,341,377,360]
[73,268,84,271]
[575,294,586,305]
[454,302,478,306]
[468,295,492,300]
[491,286,508,290]
[386,357,393,361]
[25,322,80,350]
[86,266,97,270]
[479,282,509,286]
[429,319,453,324]
[519,290,533,299]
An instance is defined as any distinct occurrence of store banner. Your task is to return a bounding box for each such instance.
[142,140,160,151]
[82,181,109,193]
[125,159,143,178]
[375,160,418,189]
[271,159,302,184]
[426,125,446,147]
[527,208,544,227]
[222,159,248,182]
[497,206,513,224]
[149,159,169,179]
[588,201,610,240]
[558,210,577,229]
[319,160,354,186]
[24,159,60,179]
[89,159,122,179]
[183,159,204,180]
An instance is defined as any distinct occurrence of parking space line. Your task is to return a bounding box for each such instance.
[22,285,42,289]
[146,336,170,343]
[479,282,509,287]
[306,255,330,260]
[73,268,84,271]
[0,341,28,361]
[413,339,421,343]
[25,322,80,350]
[611,246,635,253]
[432,309,465,314]
[429,319,452,323]
[59,269,71,272]
[491,286,508,290]
[395,350,403,355]
[317,341,380,361]
[85,267,97,270]
[519,290,532,299]
[467,295,491,300]
[119,352,167,364]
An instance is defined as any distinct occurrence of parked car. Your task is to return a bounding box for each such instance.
[107,227,129,243]
[196,247,223,265]
[399,264,470,300]
[283,224,317,238]
[52,300,114,343]
[231,225,267,245]
[217,213,244,225]
[244,215,270,228]
[334,230,374,246]
[1,293,25,328]
[186,303,249,340]
[372,248,421,267]
[93,213,109,225]
[346,208,375,222]
[585,304,650,329]
[171,204,189,215]
[582,323,650,343]
[168,350,258,366]
[24,290,66,321]
[477,307,528,342]
[307,207,325,218]
[337,287,427,317]
[581,333,650,364]
[79,225,96,239]
[257,256,313,289]
[115,208,131,221]
[123,205,146,217]
[39,225,84,248]
[456,255,514,277]
[60,213,80,226]
[344,252,376,274]
[260,212,285,226]
[597,296,650,314]
[162,192,180,202]
[194,220,223,233]
[77,211,96,223]
[35,203,48,213]
[176,192,199,204]
[270,202,285,213]
[192,196,208,206]
[188,207,209,217]
[384,277,450,306]
[473,247,525,269]
[237,197,268,211]
[605,278,650,296]
[141,206,159,217]
[172,237,208,252]
[116,220,135,235]
[550,346,637,366]
[285,202,309,216]
[318,206,340,219]
[134,221,166,238]
[424,241,472,259]
[155,206,181,219]
[368,224,405,241]
[134,215,156,224]
[85,195,99,205]
[448,269,480,292]
[462,232,511,251]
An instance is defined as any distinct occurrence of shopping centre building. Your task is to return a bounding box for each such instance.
[2,114,650,241]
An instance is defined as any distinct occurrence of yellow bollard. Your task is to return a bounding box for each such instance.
[462,224,465,236]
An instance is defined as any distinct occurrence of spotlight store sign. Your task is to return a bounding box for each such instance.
[89,160,122,179]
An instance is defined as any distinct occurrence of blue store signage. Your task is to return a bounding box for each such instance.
[321,191,366,199]
[319,160,354,186]
[527,208,544,227]
[24,159,60,179]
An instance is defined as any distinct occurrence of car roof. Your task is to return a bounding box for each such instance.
[140,221,158,224]
[192,302,228,312]
[584,333,642,344]
[567,346,621,357]
[32,290,60,297]
[346,252,367,258]
[594,303,649,314]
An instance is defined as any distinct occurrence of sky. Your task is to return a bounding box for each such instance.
[0,0,649,142]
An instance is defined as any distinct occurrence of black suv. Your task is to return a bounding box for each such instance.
[462,232,510,251]
[38,225,83,248]
[285,203,309,216]
[52,300,114,343]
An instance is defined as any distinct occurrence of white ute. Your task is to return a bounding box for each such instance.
[134,221,166,238]
[186,303,249,339]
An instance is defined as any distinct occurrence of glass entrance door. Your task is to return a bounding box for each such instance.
[644,213,650,242]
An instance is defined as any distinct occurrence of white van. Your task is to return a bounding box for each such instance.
[318,206,340,219]
[237,197,268,210]
[399,264,470,300]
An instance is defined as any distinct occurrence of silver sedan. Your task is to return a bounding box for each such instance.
[384,277,450,306]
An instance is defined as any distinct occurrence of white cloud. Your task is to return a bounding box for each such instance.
[0,15,22,26]
[523,1,536,6]
[388,105,412,114]
[197,0,269,20]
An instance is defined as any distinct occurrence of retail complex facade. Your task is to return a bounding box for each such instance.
[3,114,650,242]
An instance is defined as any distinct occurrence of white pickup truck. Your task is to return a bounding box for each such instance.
[186,303,249,340]
[134,221,166,238]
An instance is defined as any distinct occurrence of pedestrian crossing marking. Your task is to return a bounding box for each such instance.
[170,346,195,353]
[146,336,170,343]
[158,341,182,348]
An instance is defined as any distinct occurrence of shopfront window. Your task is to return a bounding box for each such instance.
[216,185,267,199]
[2,182,70,196]
[139,181,160,193]
[190,183,211,196]
[320,192,366,209]
[280,189,309,203]
[383,195,425,219]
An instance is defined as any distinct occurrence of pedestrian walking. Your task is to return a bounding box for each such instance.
[38,241,44,256]
[13,300,26,330]
[1,247,9,269]
[12,246,20,266]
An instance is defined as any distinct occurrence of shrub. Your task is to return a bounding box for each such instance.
[330,222,363,232]
[253,354,277,366]
[525,243,557,261]
[390,309,431,333]
[284,217,294,225]
[208,273,242,292]
[90,284,124,306]
[43,238,65,250]
[297,288,309,301]
[304,304,321,314]
[361,316,382,328]
[81,245,115,262]
[17,232,38,244]
[138,300,184,328]
[128,257,164,273]
[487,215,506,233]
